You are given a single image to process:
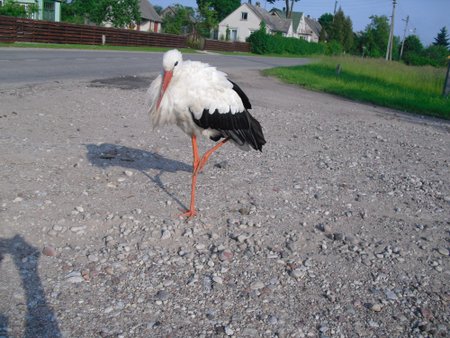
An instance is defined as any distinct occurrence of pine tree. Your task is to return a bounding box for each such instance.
[433,26,449,49]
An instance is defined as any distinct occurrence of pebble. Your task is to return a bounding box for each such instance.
[219,249,233,262]
[42,246,57,257]
[370,303,383,312]
[65,271,84,284]
[88,254,99,262]
[155,290,169,301]
[212,276,223,284]
[437,247,449,256]
[250,281,265,290]
[224,325,234,336]
[161,229,171,240]
[124,170,133,177]
[291,268,306,279]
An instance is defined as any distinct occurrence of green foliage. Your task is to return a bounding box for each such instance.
[402,35,448,67]
[61,0,140,28]
[0,0,38,18]
[195,1,218,38]
[327,8,353,52]
[162,5,194,35]
[197,0,240,22]
[248,22,325,55]
[265,56,449,119]
[433,26,449,49]
[403,35,423,54]
[318,13,333,42]
[324,40,343,56]
[356,15,390,58]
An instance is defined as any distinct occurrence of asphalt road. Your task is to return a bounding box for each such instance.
[0,48,308,87]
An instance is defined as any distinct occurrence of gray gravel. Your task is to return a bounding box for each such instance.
[0,70,449,337]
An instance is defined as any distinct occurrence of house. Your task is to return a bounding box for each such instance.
[159,5,197,35]
[136,0,162,33]
[1,0,61,22]
[217,2,293,42]
[270,8,322,42]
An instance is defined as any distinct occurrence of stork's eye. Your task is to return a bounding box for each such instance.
[174,61,179,67]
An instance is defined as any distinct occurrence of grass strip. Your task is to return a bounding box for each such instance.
[264,56,449,119]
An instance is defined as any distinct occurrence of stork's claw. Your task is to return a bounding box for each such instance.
[178,209,197,219]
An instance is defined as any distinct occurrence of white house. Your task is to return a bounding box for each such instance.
[217,2,293,42]
[136,0,162,33]
[0,0,61,21]
[270,8,322,42]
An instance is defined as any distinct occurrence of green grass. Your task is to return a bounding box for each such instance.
[0,42,198,53]
[264,56,449,119]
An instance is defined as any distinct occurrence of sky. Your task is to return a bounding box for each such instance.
[151,0,450,46]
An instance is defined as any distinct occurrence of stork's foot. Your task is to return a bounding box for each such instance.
[178,209,197,219]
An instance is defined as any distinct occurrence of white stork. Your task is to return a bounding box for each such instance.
[147,49,266,218]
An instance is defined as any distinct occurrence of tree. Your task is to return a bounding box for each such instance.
[433,26,449,49]
[195,1,218,38]
[61,0,140,28]
[0,0,38,18]
[403,35,423,54]
[266,0,301,19]
[162,5,195,35]
[357,15,390,58]
[196,0,240,22]
[327,8,353,52]
[318,13,333,42]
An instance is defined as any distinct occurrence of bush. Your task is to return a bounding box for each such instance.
[247,24,326,55]
[325,40,343,55]
[403,45,449,67]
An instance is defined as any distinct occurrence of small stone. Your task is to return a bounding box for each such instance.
[219,249,233,262]
[155,290,169,301]
[161,230,171,240]
[124,170,133,177]
[291,268,306,279]
[75,206,84,213]
[250,281,265,290]
[370,303,382,312]
[224,325,234,336]
[239,208,250,215]
[13,197,23,203]
[87,254,98,262]
[212,276,223,284]
[42,246,57,257]
[65,271,84,284]
[385,289,397,301]
[437,247,449,256]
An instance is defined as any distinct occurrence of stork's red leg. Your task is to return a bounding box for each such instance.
[179,136,230,219]
[198,137,230,173]
[179,135,200,219]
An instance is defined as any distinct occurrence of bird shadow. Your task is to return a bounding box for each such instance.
[0,235,61,338]
[85,143,192,210]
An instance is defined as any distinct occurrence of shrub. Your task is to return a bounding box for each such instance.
[248,22,326,55]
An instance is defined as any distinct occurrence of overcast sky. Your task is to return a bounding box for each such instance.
[151,0,450,46]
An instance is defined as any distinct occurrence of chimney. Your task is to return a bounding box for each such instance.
[248,0,252,4]
[255,1,260,7]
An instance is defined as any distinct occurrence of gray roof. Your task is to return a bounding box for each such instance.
[139,0,162,22]
[305,16,322,37]
[247,4,291,33]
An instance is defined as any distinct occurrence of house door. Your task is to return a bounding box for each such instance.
[43,1,55,21]
[231,29,238,41]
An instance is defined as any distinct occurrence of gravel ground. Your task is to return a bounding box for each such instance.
[0,71,449,338]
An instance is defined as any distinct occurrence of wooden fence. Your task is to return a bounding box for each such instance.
[0,16,251,53]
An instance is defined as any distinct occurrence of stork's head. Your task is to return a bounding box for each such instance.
[157,49,183,111]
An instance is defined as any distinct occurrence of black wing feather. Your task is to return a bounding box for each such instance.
[189,80,266,151]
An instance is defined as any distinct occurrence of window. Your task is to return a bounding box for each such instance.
[241,12,248,20]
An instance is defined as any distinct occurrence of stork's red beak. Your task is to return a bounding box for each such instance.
[156,70,173,111]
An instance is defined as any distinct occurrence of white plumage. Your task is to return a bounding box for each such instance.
[146,49,266,218]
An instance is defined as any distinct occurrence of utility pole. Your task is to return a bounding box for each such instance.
[334,0,338,15]
[399,15,409,60]
[385,0,397,61]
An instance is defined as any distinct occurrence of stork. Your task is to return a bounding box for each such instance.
[147,49,266,218]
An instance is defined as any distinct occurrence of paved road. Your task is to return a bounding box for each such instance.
[0,48,308,87]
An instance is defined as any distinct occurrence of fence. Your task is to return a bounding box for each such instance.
[0,16,251,53]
